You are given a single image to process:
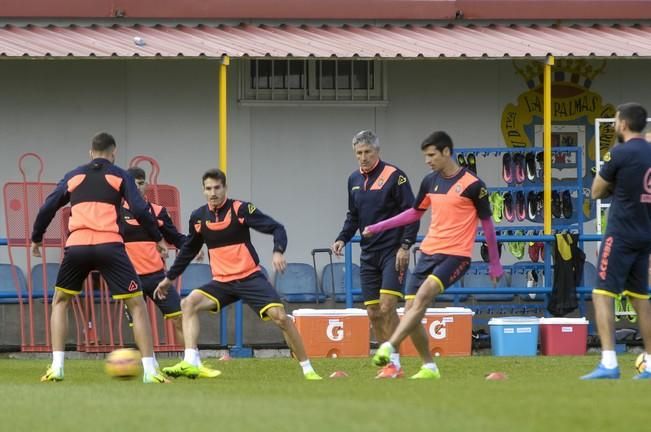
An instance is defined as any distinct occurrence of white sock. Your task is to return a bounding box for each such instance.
[299,360,315,374]
[645,353,651,372]
[390,353,401,368]
[142,357,157,375]
[423,362,438,371]
[52,351,65,371]
[601,350,618,369]
[195,349,203,367]
[184,348,199,366]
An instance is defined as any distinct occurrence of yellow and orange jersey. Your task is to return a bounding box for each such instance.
[32,158,161,247]
[414,167,491,257]
[167,199,287,283]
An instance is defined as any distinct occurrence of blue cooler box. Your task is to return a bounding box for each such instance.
[488,317,539,356]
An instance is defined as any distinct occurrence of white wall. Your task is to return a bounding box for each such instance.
[2,58,651,273]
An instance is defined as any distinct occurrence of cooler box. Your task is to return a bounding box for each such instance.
[398,307,475,357]
[489,317,539,356]
[539,317,589,356]
[292,309,369,358]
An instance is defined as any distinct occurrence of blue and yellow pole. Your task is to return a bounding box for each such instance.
[543,55,554,235]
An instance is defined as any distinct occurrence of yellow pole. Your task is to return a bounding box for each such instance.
[219,56,230,174]
[543,55,554,235]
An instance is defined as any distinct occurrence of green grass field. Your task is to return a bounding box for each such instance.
[0,355,647,432]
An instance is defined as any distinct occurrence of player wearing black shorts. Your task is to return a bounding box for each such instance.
[582,103,651,380]
[31,132,169,383]
[331,130,418,378]
[155,169,322,380]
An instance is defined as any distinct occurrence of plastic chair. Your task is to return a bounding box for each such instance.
[178,263,212,296]
[464,262,513,301]
[31,263,60,300]
[321,262,363,302]
[0,264,28,304]
[275,263,326,303]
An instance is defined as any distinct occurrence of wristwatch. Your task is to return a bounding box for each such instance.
[400,242,411,251]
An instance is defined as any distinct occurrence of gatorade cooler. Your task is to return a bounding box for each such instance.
[488,317,539,356]
[292,309,369,358]
[539,317,589,356]
[398,307,475,357]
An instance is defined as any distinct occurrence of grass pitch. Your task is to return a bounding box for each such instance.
[0,355,647,432]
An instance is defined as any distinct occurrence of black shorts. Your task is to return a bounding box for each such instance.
[140,271,182,319]
[595,234,651,300]
[55,243,142,300]
[406,253,471,299]
[360,247,404,306]
[193,271,283,320]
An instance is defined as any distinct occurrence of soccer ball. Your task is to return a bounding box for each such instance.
[635,353,646,374]
[105,348,141,379]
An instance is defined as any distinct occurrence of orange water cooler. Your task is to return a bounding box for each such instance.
[398,307,475,357]
[292,309,369,358]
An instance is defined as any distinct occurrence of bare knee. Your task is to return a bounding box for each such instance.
[170,315,183,329]
[366,305,381,323]
[267,307,291,330]
[379,300,397,317]
[181,294,202,315]
[52,291,73,307]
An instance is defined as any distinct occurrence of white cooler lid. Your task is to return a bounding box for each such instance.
[292,308,368,317]
[539,317,589,325]
[489,317,540,325]
[397,307,474,315]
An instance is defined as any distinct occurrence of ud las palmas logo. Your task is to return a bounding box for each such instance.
[500,59,616,220]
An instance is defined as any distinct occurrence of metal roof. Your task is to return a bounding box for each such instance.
[1,23,651,59]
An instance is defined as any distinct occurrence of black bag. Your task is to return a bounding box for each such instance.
[548,233,585,317]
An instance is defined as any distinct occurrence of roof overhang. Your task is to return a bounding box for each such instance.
[1,23,651,59]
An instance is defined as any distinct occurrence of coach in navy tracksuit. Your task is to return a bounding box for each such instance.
[331,130,418,378]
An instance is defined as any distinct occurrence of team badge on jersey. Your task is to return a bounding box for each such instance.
[398,175,407,185]
[248,203,257,214]
[603,151,611,162]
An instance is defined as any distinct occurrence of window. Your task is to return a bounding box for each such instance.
[240,59,386,105]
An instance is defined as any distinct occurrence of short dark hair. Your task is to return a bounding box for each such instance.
[421,131,454,153]
[91,132,116,152]
[202,169,227,187]
[617,103,648,133]
[127,167,146,181]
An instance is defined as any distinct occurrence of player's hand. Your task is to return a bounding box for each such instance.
[331,240,345,257]
[31,242,42,258]
[156,240,169,259]
[362,228,374,238]
[195,249,205,262]
[489,266,504,288]
[154,277,173,300]
[272,252,287,274]
[395,247,410,273]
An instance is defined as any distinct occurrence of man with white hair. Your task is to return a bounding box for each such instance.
[331,130,419,379]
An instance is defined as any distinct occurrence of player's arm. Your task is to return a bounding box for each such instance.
[31,174,72,256]
[121,172,163,244]
[165,214,205,281]
[466,181,503,280]
[363,176,429,237]
[591,174,613,199]
[393,170,419,247]
[334,177,360,251]
[239,203,287,254]
[592,150,619,199]
[158,207,187,249]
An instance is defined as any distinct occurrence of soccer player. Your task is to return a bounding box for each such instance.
[364,131,503,379]
[121,168,218,378]
[154,169,322,380]
[581,103,651,380]
[31,132,169,383]
[331,130,418,378]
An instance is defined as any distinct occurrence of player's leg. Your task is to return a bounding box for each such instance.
[581,236,630,380]
[243,272,322,380]
[624,250,651,379]
[164,283,228,379]
[98,244,167,383]
[360,252,384,341]
[375,248,405,378]
[41,246,89,382]
[141,272,185,345]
